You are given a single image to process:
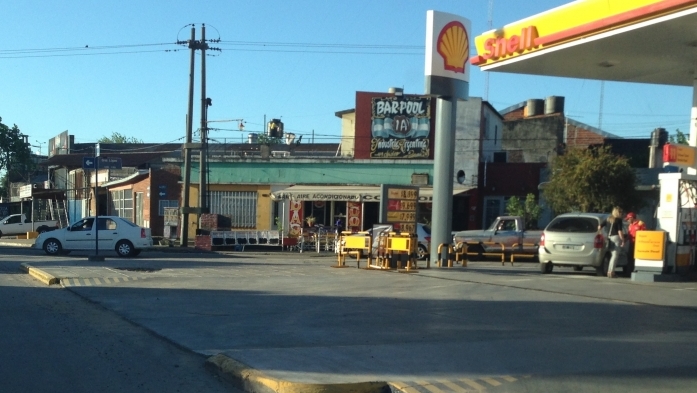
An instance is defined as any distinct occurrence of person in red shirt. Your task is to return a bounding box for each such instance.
[625,212,646,272]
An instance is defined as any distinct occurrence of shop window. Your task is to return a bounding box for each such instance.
[209,191,257,228]
[110,189,133,220]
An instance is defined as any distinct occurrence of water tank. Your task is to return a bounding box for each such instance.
[544,96,565,114]
[388,87,404,96]
[651,128,668,146]
[524,99,544,117]
[285,133,296,145]
[247,133,258,144]
[267,119,284,138]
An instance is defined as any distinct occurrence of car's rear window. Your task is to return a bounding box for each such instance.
[117,217,139,227]
[546,217,599,233]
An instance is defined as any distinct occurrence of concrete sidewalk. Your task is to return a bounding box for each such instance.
[17,253,697,393]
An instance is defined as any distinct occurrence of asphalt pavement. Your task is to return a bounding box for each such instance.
[7,239,697,393]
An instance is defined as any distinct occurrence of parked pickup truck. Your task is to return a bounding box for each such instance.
[452,216,543,260]
[0,214,59,238]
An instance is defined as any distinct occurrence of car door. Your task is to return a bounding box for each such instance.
[493,219,518,248]
[97,218,119,250]
[64,218,95,250]
[2,215,26,235]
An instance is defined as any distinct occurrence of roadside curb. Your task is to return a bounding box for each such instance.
[205,353,390,393]
[20,263,59,285]
[0,242,34,248]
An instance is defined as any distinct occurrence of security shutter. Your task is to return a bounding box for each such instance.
[209,191,257,228]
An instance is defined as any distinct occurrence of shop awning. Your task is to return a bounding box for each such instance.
[270,185,474,202]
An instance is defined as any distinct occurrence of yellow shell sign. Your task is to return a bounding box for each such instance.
[425,10,471,84]
[437,21,469,73]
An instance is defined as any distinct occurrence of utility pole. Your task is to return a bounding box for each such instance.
[180,26,196,247]
[178,24,219,247]
[199,24,209,223]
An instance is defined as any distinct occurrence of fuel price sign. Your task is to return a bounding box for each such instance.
[380,184,419,233]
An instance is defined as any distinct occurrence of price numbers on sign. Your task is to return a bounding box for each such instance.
[388,189,418,200]
[387,211,416,222]
[400,200,417,211]
[380,184,419,235]
[400,223,416,233]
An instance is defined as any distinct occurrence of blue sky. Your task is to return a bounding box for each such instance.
[1,0,691,154]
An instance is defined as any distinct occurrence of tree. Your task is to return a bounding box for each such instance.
[505,193,542,229]
[543,145,641,214]
[98,132,143,144]
[669,128,688,145]
[0,117,33,199]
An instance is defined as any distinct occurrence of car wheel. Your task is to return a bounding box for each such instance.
[540,262,553,274]
[43,238,62,255]
[115,240,135,258]
[596,253,610,276]
[573,266,583,271]
[417,244,428,261]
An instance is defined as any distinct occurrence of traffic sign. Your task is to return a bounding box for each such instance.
[83,157,96,169]
[82,156,123,170]
[99,157,122,169]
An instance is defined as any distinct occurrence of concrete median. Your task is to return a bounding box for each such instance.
[206,354,390,393]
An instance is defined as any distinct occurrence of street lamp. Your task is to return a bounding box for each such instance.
[35,140,46,156]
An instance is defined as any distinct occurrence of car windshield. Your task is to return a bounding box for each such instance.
[547,217,599,233]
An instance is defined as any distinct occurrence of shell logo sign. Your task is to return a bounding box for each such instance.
[425,10,471,97]
[437,21,469,73]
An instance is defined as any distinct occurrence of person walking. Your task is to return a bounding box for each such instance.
[625,212,646,272]
[601,207,625,278]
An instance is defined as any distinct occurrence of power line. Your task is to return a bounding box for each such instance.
[0,39,424,59]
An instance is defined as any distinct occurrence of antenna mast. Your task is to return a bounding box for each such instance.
[598,81,605,130]
[484,0,494,101]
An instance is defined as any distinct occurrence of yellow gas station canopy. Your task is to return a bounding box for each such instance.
[470,0,697,86]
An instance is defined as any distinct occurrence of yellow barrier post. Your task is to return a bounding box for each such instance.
[335,232,370,268]
[437,243,455,267]
[509,242,539,265]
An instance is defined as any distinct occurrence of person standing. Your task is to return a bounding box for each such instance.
[601,207,625,278]
[625,212,646,272]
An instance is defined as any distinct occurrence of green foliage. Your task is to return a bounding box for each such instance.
[543,145,640,214]
[274,216,284,232]
[257,133,282,145]
[669,129,688,145]
[0,117,34,199]
[505,193,542,229]
[98,132,143,144]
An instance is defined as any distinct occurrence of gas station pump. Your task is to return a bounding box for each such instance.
[637,172,697,280]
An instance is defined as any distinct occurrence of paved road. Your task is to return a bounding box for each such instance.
[9,245,697,392]
[0,247,241,393]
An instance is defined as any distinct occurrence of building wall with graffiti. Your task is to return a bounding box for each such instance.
[354,91,436,159]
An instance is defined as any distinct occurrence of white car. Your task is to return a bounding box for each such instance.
[35,216,153,257]
[538,212,630,276]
